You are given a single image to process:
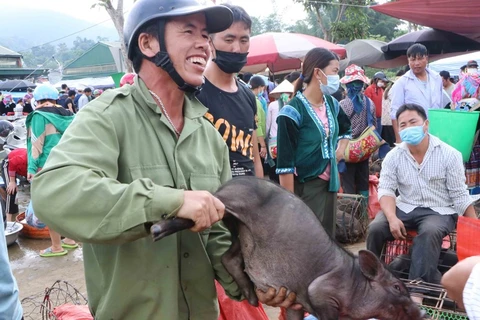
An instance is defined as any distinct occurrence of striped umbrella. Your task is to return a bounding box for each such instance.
[242,32,346,74]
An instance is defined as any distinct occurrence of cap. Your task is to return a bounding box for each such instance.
[467,60,478,68]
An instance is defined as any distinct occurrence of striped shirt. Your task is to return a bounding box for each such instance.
[464,262,480,319]
[378,134,475,215]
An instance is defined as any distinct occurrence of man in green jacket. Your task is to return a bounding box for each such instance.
[32,0,297,319]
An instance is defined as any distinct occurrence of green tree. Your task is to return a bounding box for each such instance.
[72,37,96,52]
[366,10,401,42]
[286,11,323,37]
[293,0,371,43]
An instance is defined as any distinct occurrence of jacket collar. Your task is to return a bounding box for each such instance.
[404,68,436,80]
[133,75,207,120]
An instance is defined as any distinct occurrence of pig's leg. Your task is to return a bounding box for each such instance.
[221,215,258,306]
[150,218,194,241]
[308,276,340,320]
[286,309,304,320]
[221,238,258,306]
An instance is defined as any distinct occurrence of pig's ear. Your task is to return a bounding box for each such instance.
[358,250,385,281]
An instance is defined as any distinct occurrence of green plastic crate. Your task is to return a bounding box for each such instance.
[421,305,468,320]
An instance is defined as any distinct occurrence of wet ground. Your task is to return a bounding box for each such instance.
[7,185,366,319]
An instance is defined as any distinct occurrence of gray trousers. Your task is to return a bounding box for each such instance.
[366,207,457,284]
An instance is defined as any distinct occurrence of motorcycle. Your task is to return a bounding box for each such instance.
[0,117,27,156]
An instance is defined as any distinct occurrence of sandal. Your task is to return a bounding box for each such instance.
[61,240,79,249]
[40,247,68,257]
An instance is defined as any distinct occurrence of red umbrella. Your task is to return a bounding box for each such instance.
[371,0,480,42]
[243,32,346,74]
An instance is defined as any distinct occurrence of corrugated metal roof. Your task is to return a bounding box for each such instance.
[65,43,116,69]
[0,46,22,57]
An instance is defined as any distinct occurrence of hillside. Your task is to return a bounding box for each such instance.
[0,6,118,53]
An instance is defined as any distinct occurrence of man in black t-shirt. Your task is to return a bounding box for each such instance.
[197,4,263,178]
[64,90,77,113]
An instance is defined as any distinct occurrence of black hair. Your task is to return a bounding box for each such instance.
[395,103,427,121]
[243,72,253,83]
[294,48,338,95]
[84,87,92,93]
[439,70,451,80]
[68,89,76,97]
[285,71,301,83]
[406,44,428,58]
[221,4,252,30]
[249,76,265,90]
[131,21,159,73]
[61,84,68,90]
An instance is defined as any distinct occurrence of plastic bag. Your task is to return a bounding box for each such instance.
[53,304,93,320]
[457,216,480,261]
[216,281,269,320]
[368,175,381,219]
[25,201,46,229]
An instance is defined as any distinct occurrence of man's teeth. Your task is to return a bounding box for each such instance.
[188,57,206,66]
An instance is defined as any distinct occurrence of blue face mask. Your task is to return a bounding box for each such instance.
[319,69,340,95]
[400,124,426,145]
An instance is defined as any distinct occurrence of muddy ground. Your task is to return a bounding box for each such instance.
[8,186,365,320]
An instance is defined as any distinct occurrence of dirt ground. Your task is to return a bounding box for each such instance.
[8,186,366,319]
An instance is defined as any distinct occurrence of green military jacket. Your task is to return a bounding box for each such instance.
[32,77,242,319]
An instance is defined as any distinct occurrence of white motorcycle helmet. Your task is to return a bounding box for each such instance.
[0,120,14,145]
[6,119,26,147]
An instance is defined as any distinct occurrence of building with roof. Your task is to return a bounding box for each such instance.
[62,41,127,80]
[0,45,48,80]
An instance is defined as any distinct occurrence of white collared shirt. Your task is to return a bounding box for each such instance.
[390,68,444,119]
[464,263,480,319]
[378,134,475,215]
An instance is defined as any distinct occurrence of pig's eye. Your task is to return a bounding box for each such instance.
[393,284,401,291]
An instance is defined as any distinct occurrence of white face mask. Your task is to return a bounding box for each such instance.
[377,81,385,88]
[468,68,478,75]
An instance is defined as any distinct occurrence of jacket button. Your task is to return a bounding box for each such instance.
[183,253,189,258]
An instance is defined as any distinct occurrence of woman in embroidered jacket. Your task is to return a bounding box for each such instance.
[276,48,352,237]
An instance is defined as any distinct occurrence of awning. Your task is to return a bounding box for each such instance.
[371,0,480,42]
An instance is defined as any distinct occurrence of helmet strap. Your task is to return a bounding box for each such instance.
[144,20,201,94]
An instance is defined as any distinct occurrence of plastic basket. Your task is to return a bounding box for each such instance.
[428,109,480,162]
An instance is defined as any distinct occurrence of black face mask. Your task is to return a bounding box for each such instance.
[213,50,248,74]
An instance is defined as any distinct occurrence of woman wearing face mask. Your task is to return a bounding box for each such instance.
[365,71,389,135]
[338,65,375,201]
[275,48,352,236]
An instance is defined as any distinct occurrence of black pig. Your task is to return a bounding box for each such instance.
[151,177,427,320]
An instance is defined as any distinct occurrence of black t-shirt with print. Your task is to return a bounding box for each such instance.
[197,78,257,177]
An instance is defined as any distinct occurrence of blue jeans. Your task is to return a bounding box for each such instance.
[376,117,382,135]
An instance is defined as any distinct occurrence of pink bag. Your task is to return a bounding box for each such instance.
[53,304,93,320]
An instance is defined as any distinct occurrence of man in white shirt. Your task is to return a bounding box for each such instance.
[390,44,444,143]
[366,103,477,286]
[77,87,92,110]
[440,70,455,98]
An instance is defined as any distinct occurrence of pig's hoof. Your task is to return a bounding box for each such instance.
[248,295,259,307]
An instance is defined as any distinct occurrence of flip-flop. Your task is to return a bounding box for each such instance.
[61,240,79,249]
[39,247,68,257]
